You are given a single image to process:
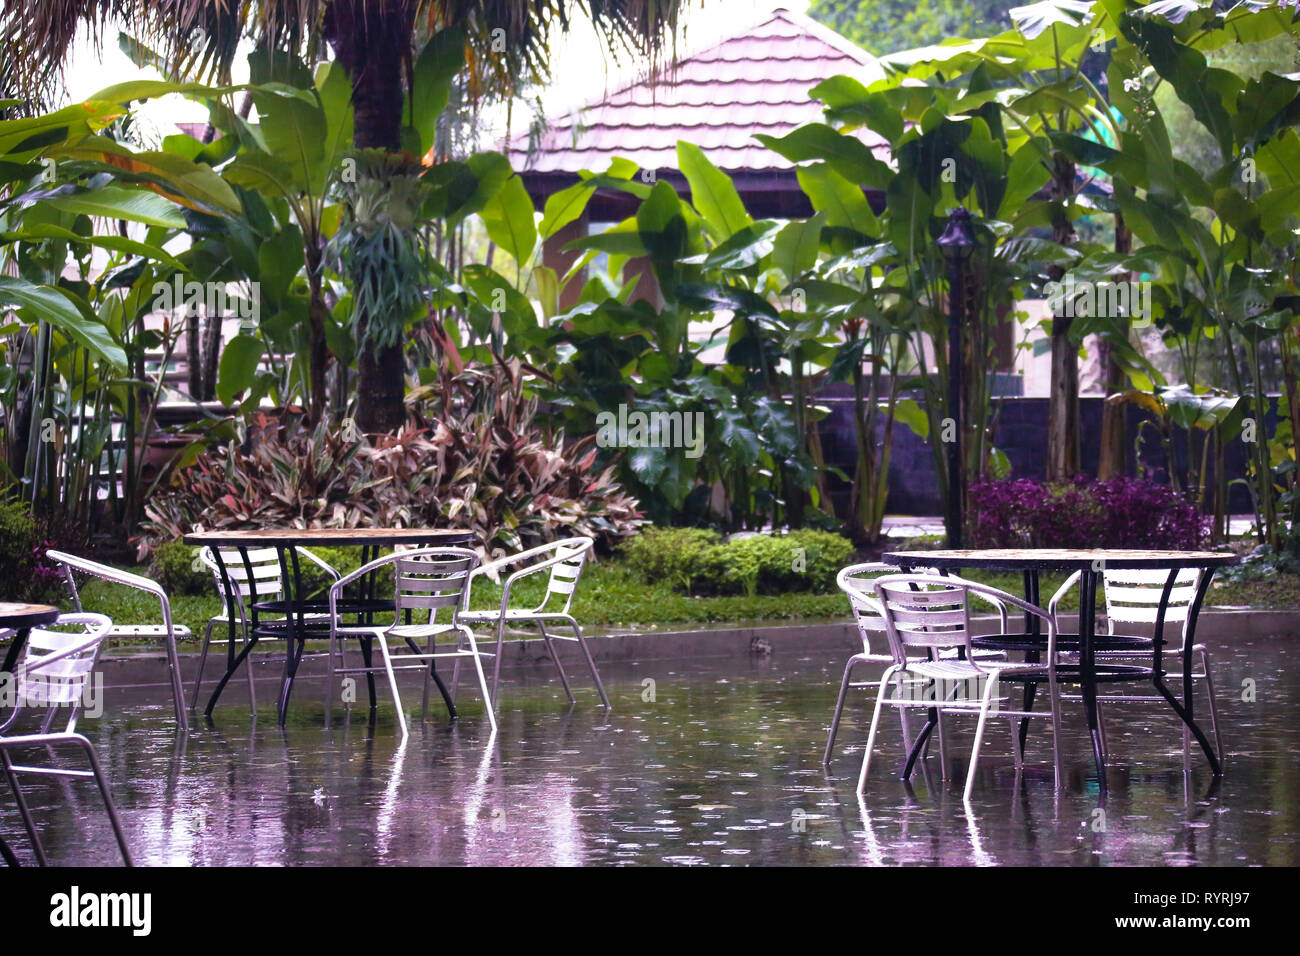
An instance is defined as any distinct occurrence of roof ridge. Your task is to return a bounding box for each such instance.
[508,7,878,151]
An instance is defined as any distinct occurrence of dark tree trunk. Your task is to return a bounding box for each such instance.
[324,0,414,434]
[1098,213,1131,478]
[1046,152,1080,480]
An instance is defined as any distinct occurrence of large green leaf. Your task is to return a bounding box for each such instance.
[217,334,265,404]
[42,185,187,227]
[409,29,464,156]
[0,276,126,368]
[797,164,879,238]
[677,141,750,241]
[479,174,537,267]
[757,124,892,189]
[250,86,328,197]
[538,180,595,240]
[772,213,825,281]
[315,62,355,174]
[0,225,184,271]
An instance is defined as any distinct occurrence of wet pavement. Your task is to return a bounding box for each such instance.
[3,631,1297,866]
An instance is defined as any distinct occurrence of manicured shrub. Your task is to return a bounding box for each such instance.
[621,527,722,594]
[622,527,855,595]
[969,476,1210,550]
[148,541,209,596]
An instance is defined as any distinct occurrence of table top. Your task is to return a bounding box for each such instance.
[183,528,477,547]
[883,548,1239,571]
[0,602,60,629]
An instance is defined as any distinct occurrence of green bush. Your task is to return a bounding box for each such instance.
[0,499,67,605]
[622,527,855,596]
[620,527,722,594]
[148,541,210,596]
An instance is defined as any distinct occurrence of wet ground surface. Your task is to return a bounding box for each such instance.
[3,632,1297,866]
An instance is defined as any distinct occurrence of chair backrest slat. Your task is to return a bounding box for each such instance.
[837,563,944,657]
[11,614,111,730]
[1102,568,1200,632]
[874,578,973,664]
[391,548,479,624]
[540,539,593,614]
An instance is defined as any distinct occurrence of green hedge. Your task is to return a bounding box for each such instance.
[621,527,856,596]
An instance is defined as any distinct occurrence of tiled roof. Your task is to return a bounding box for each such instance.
[507,8,887,176]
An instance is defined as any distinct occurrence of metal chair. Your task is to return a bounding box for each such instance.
[826,563,1006,764]
[328,547,497,737]
[0,613,132,865]
[46,549,189,732]
[1048,567,1222,764]
[194,545,339,714]
[858,574,1064,802]
[459,537,609,709]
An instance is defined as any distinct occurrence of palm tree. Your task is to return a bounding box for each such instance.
[1,0,682,431]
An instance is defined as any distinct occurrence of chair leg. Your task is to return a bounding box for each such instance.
[567,618,610,709]
[163,628,188,733]
[538,621,575,705]
[77,736,132,866]
[823,657,860,765]
[935,692,950,781]
[1009,713,1024,772]
[0,749,46,866]
[189,619,215,711]
[1046,672,1064,791]
[1198,645,1223,763]
[857,668,896,794]
[490,621,506,709]
[963,675,998,802]
[461,627,498,735]
[1096,700,1108,762]
[376,637,408,739]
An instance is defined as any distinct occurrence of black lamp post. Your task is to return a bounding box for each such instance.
[936,207,977,549]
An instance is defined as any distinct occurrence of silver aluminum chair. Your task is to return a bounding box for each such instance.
[1048,567,1221,763]
[194,545,339,714]
[328,547,496,737]
[46,549,188,732]
[858,574,1064,802]
[459,537,609,709]
[826,563,1007,764]
[0,613,132,865]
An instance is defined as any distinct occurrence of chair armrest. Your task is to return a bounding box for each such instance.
[46,549,165,599]
[468,539,592,583]
[1048,571,1082,619]
[329,554,399,601]
[297,547,341,581]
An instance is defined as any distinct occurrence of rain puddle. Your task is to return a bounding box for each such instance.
[3,633,1297,865]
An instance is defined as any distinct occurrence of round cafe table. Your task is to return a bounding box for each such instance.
[183,528,476,724]
[0,603,62,678]
[881,549,1237,791]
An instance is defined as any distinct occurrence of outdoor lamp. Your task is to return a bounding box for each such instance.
[937,207,977,548]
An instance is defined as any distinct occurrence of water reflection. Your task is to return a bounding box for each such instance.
[0,634,1296,866]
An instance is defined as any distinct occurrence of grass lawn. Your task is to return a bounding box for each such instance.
[75,552,1300,648]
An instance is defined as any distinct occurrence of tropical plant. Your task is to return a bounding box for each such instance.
[137,358,645,559]
[1,0,685,434]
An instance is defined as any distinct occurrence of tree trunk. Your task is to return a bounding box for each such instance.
[304,244,329,424]
[325,0,414,434]
[1046,152,1080,480]
[1098,214,1131,478]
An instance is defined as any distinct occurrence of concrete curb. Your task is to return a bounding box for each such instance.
[96,608,1299,683]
